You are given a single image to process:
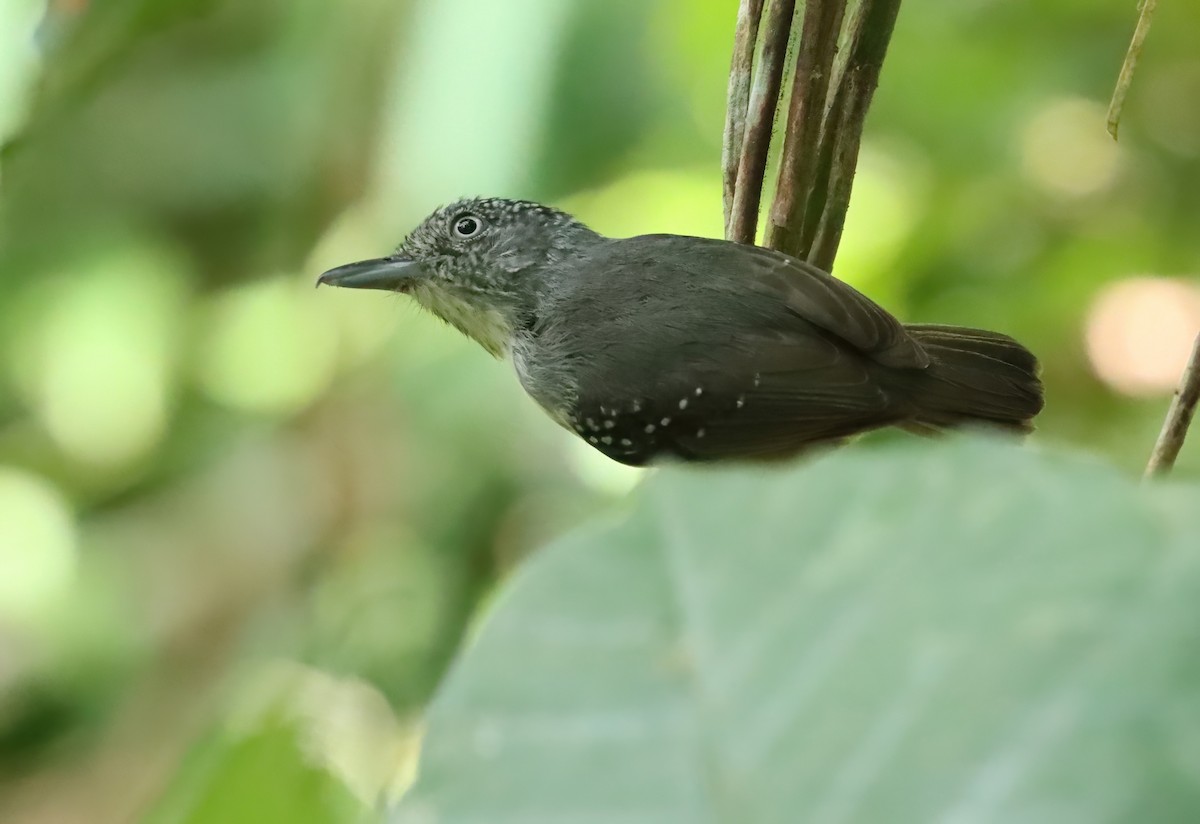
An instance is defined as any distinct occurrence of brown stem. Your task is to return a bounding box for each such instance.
[722,0,901,265]
[764,0,844,256]
[723,0,766,235]
[1107,0,1157,141]
[1144,332,1200,479]
[728,0,796,245]
[796,0,873,254]
[805,0,901,270]
[808,68,872,270]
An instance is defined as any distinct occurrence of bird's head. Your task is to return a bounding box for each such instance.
[318,197,601,356]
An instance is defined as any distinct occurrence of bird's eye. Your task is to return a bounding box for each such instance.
[452,214,484,239]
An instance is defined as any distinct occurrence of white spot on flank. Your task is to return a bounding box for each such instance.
[588,436,598,444]
[694,387,703,396]
[632,400,642,412]
[661,417,671,426]
[645,424,656,434]
[679,398,688,410]
[620,438,632,446]
[586,418,597,429]
[736,395,745,409]
[697,428,706,438]
[601,436,613,445]
[753,373,761,387]
[604,420,615,429]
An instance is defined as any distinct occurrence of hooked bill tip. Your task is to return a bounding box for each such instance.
[315,256,423,292]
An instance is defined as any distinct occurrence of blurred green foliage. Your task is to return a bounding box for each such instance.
[0,0,1198,820]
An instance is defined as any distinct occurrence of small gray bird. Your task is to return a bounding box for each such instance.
[318,197,1043,466]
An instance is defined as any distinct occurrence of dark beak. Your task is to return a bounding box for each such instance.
[316,256,424,291]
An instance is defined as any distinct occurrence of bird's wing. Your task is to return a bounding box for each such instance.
[640,235,930,369]
[551,236,922,464]
[565,327,900,464]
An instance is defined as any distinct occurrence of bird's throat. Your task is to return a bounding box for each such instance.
[410,283,515,357]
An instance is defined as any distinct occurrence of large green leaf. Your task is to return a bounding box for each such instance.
[392,437,1200,823]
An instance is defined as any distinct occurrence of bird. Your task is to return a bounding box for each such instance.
[317,197,1043,466]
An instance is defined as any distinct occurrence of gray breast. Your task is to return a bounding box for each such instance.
[510,329,579,428]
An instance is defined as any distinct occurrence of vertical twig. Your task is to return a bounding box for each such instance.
[721,0,901,266]
[723,0,766,235]
[1144,333,1200,479]
[807,69,872,270]
[728,0,796,245]
[1107,0,1157,141]
[795,0,875,254]
[764,0,844,256]
[806,0,901,271]
[1104,0,1192,478]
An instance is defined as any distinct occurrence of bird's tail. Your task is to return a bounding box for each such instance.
[899,324,1044,434]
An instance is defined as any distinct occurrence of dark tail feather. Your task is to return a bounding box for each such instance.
[899,324,1044,434]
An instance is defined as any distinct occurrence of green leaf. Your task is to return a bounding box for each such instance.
[145,718,369,824]
[392,437,1200,823]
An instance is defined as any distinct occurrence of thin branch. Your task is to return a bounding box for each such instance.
[722,0,901,265]
[808,68,872,270]
[1107,0,1157,141]
[826,0,865,104]
[728,0,796,245]
[723,0,766,235]
[807,0,901,271]
[764,0,845,256]
[1144,333,1200,479]
[796,0,874,254]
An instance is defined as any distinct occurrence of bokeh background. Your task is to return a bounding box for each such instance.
[0,0,1198,820]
